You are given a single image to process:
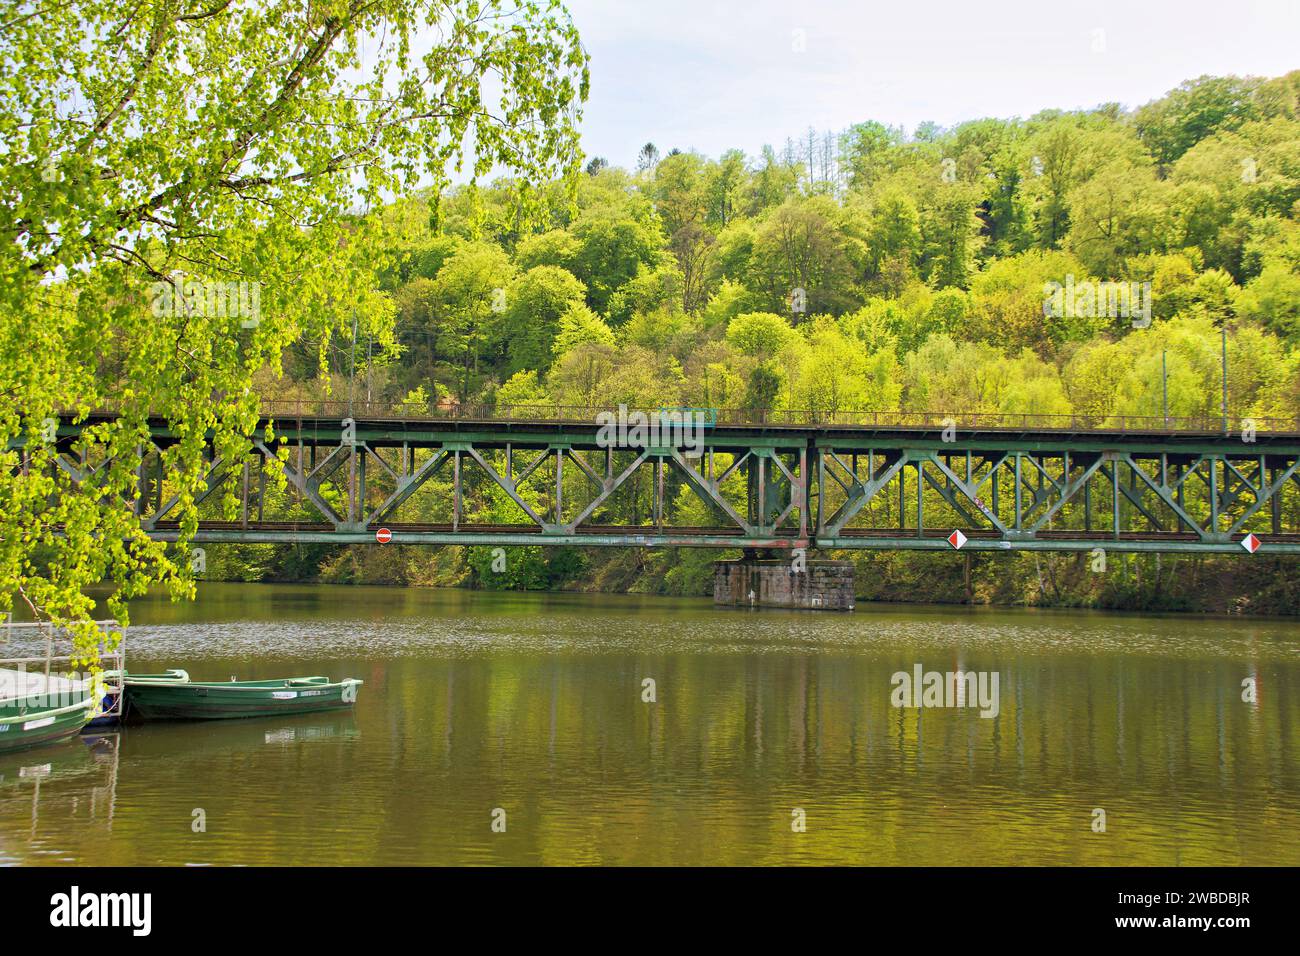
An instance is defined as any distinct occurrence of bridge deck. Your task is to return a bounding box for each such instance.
[45,412,1300,554]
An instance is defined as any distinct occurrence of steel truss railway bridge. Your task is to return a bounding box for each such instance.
[51,406,1300,555]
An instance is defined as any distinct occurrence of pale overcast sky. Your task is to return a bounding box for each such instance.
[563,0,1300,167]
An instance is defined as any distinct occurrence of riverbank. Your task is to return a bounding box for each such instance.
[196,543,1300,616]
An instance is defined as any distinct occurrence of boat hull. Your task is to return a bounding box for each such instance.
[126,679,361,721]
[0,700,95,754]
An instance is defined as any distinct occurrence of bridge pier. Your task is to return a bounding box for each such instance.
[713,552,855,611]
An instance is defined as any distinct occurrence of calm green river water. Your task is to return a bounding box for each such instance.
[2,583,1298,865]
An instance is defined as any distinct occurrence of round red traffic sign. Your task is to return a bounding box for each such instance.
[375,527,392,544]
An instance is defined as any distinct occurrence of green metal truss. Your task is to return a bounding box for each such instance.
[35,414,1300,554]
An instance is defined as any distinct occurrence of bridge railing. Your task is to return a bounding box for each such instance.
[248,400,1298,434]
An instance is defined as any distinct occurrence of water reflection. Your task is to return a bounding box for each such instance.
[0,735,120,863]
[0,583,1295,865]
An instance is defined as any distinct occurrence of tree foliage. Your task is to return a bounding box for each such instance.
[0,0,588,656]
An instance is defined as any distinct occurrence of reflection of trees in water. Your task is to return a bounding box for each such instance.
[396,649,1297,863]
[2,643,1291,865]
[411,651,1298,792]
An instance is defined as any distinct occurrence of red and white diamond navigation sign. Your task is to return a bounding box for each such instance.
[947,529,967,550]
[375,527,392,544]
[1241,533,1261,554]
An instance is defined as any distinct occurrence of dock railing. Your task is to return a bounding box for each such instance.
[0,619,125,719]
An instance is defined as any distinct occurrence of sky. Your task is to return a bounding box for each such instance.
[562,0,1300,167]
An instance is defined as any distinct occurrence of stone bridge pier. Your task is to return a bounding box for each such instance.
[713,549,855,611]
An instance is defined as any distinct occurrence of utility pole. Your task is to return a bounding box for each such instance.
[1220,324,1228,434]
[348,309,358,418]
[1162,350,1168,427]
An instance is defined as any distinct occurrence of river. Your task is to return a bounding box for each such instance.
[2,583,1298,865]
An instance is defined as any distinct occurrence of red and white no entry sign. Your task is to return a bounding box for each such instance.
[375,527,392,544]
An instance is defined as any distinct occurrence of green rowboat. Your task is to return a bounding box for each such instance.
[0,668,97,754]
[125,670,363,720]
[0,698,96,754]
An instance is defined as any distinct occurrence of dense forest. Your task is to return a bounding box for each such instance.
[216,71,1300,613]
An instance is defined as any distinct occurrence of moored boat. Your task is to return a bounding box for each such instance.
[0,691,96,754]
[124,671,363,720]
[0,620,126,734]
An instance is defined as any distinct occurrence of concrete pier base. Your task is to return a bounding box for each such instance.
[713,554,855,610]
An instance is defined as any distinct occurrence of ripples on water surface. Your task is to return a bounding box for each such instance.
[2,583,1298,865]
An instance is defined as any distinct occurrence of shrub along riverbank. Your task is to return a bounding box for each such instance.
[196,543,1300,616]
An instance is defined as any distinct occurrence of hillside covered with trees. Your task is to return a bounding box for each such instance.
[231,71,1300,613]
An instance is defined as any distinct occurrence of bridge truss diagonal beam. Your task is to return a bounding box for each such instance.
[40,413,1300,555]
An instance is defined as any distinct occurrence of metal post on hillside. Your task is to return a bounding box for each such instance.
[348,309,358,419]
[1162,350,1168,427]
[1220,325,1229,435]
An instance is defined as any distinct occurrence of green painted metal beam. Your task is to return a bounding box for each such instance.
[146,527,1300,554]
[156,528,813,549]
[39,412,1300,557]
[814,536,1300,554]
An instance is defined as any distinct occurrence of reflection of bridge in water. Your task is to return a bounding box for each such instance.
[55,406,1300,554]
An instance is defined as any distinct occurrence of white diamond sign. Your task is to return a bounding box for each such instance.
[947,529,967,550]
[1241,533,1260,554]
